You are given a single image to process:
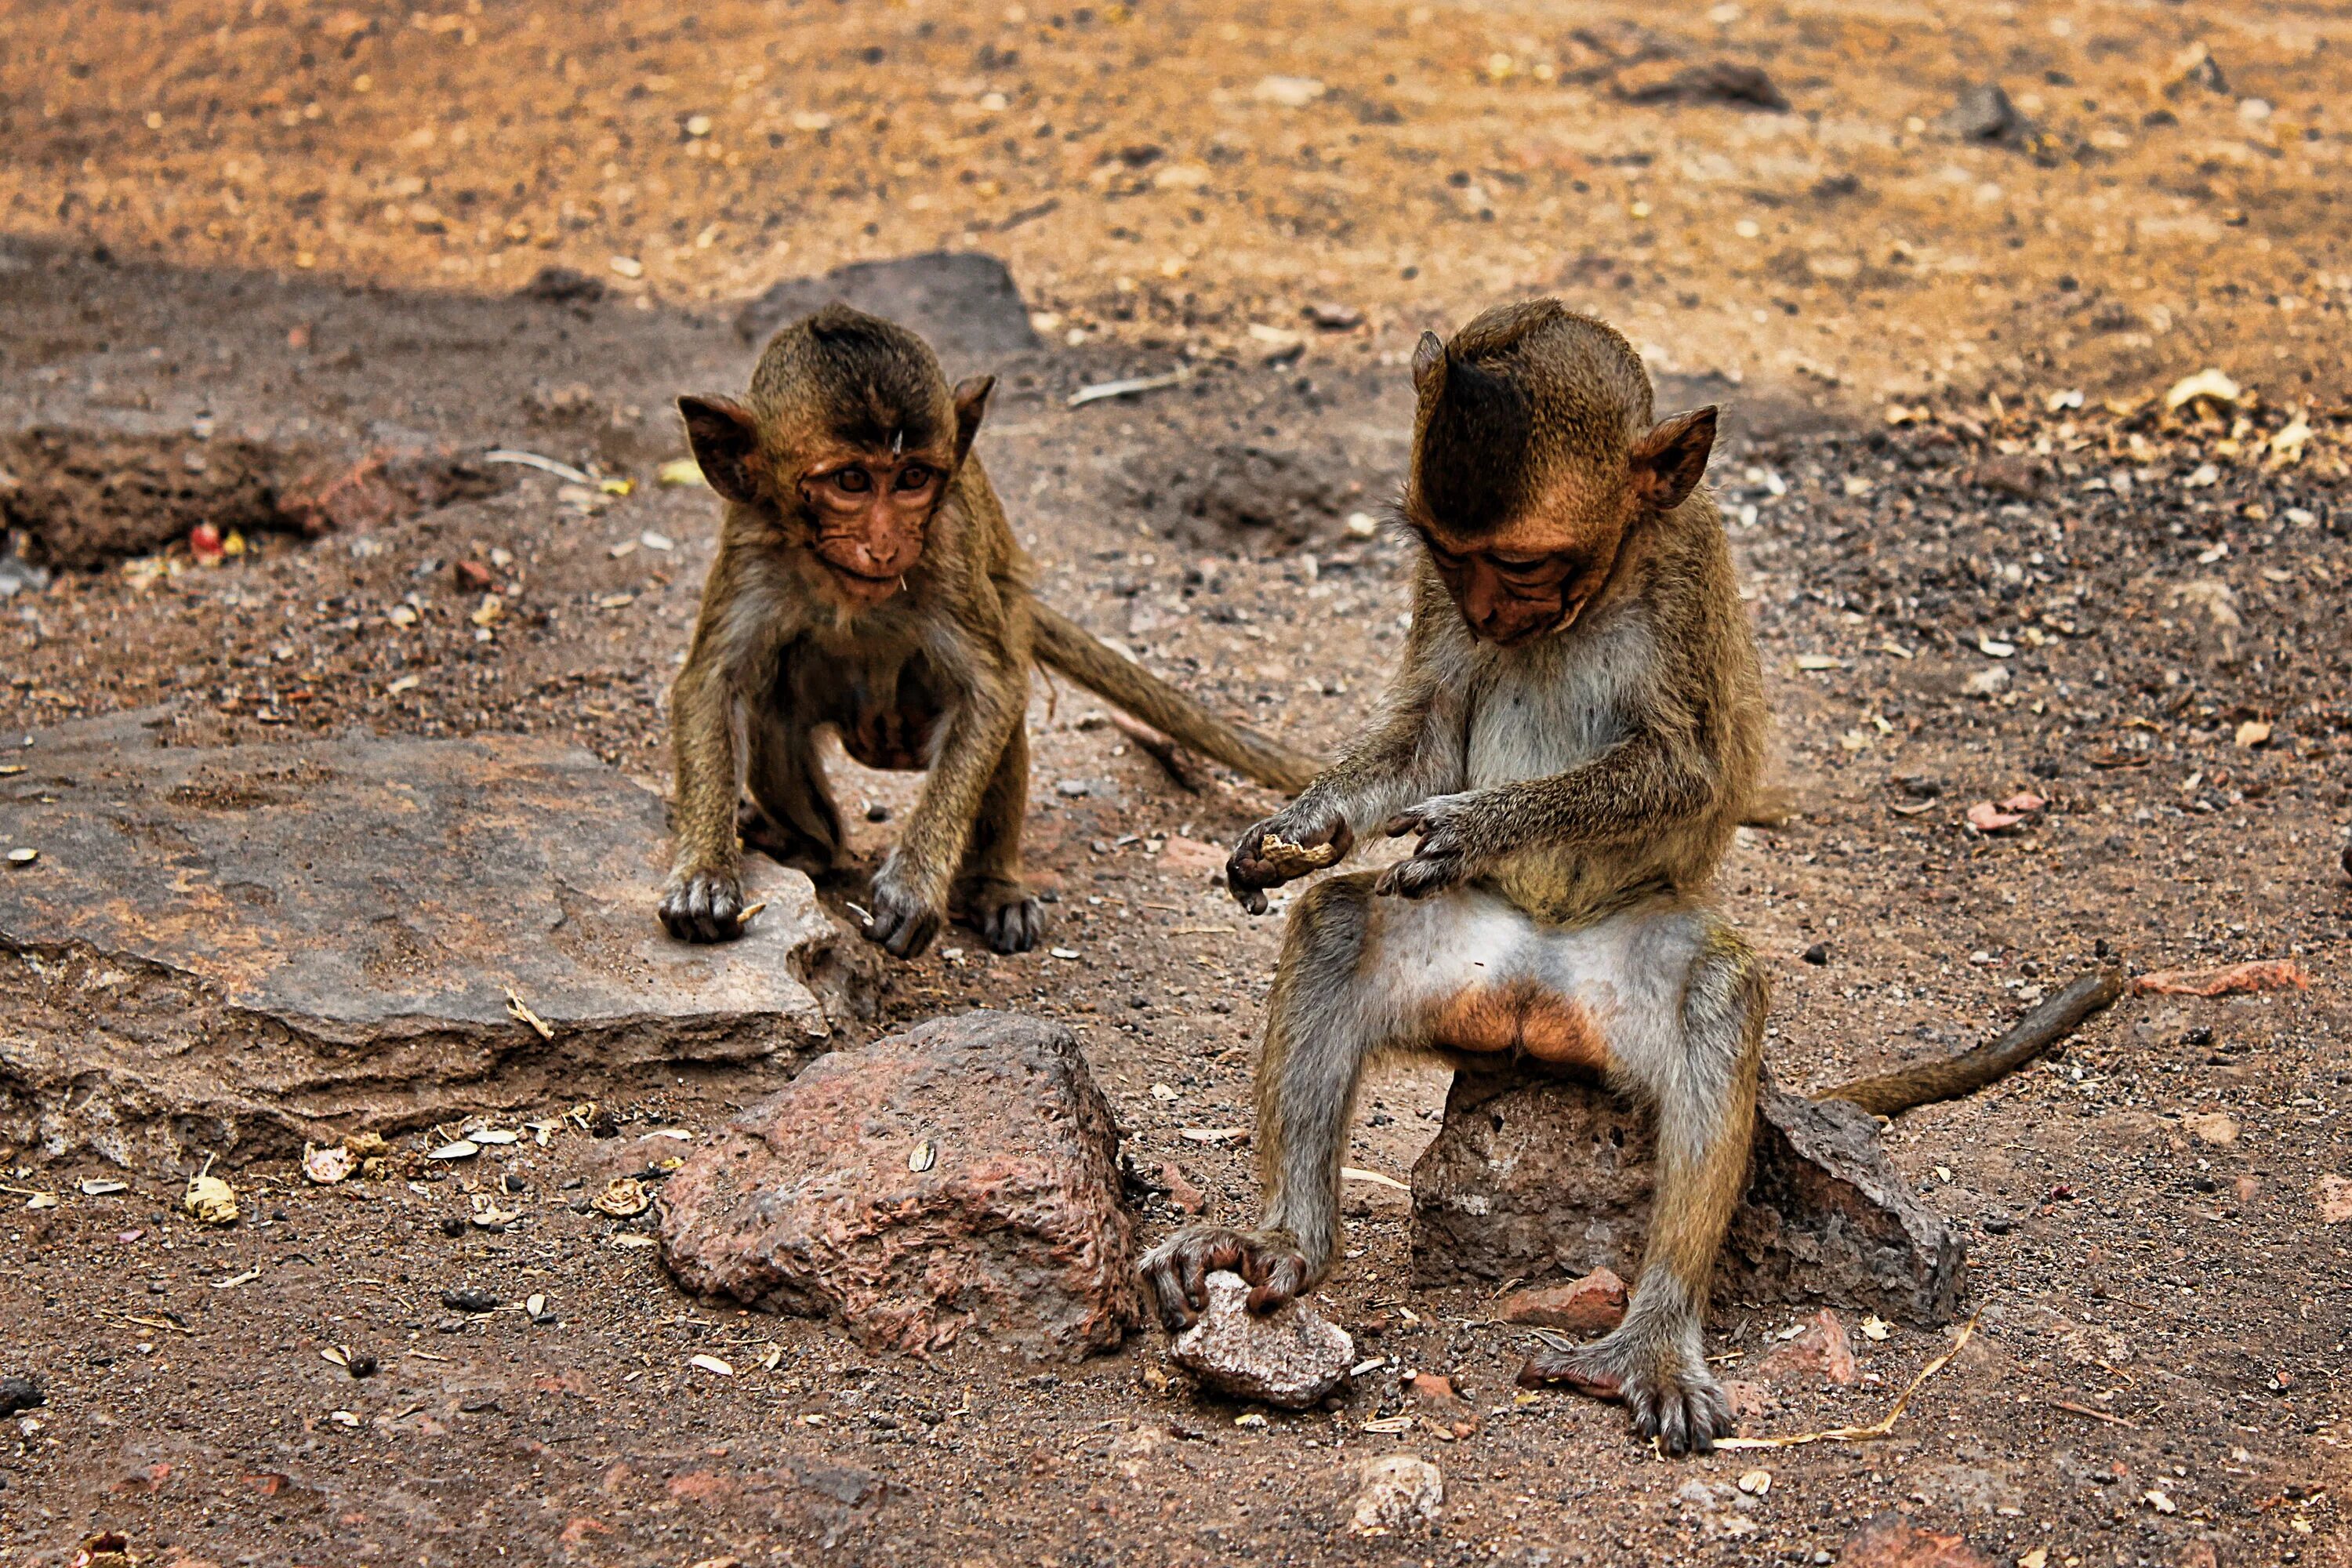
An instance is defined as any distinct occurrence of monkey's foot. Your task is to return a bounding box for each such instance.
[862,866,944,959]
[956,881,1043,954]
[659,869,748,944]
[1515,1329,1733,1457]
[735,803,846,878]
[1137,1225,1312,1332]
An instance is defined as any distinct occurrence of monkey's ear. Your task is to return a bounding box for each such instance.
[677,395,764,505]
[1630,405,1717,512]
[951,374,996,466]
[1410,332,1447,400]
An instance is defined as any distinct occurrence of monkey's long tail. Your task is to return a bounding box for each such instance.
[1817,967,2124,1117]
[1029,603,1322,793]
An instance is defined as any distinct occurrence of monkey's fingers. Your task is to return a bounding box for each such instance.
[1374,851,1461,900]
[1515,1344,1624,1400]
[1242,1249,1308,1315]
[1381,810,1428,840]
[661,873,747,944]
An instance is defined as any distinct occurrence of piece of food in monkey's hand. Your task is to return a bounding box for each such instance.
[1256,833,1342,877]
[735,901,767,926]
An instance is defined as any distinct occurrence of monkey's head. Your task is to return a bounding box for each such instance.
[677,305,994,608]
[1403,302,1715,647]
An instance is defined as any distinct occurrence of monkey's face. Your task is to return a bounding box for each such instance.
[797,452,949,606]
[1417,510,1623,647]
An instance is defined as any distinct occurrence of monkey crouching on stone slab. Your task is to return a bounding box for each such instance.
[661,304,1318,956]
[1140,301,1769,1455]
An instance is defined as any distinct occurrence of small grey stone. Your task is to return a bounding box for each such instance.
[1169,1271,1353,1409]
[1344,1454,1443,1536]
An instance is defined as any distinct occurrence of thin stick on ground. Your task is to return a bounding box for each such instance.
[1713,1312,1980,1450]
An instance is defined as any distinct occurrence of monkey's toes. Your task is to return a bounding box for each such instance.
[1630,1370,1733,1457]
[973,895,1043,954]
[1515,1345,1624,1401]
[659,873,747,944]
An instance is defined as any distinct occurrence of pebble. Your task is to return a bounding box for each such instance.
[1343,1454,1444,1537]
[1495,1267,1628,1335]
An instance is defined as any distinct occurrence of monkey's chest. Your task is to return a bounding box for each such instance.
[788,652,946,771]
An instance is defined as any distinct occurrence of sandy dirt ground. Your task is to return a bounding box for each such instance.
[2,3,2350,1566]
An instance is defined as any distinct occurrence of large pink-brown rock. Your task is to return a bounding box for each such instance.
[658,1011,1142,1359]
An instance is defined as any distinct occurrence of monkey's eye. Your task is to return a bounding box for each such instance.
[826,466,873,494]
[892,464,935,492]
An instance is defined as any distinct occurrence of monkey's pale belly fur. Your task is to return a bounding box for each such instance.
[1361,887,1710,1082]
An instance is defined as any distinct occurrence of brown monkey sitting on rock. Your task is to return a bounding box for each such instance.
[1141,303,1767,1454]
[662,305,1317,956]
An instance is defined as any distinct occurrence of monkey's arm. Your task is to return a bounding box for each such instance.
[865,618,1029,956]
[1227,575,1468,912]
[1377,720,1716,898]
[660,561,786,940]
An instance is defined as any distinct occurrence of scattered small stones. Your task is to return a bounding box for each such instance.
[1495,1267,1628,1335]
[441,1287,499,1314]
[590,1177,652,1218]
[1342,1454,1444,1537]
[1932,83,2031,146]
[1169,1270,1355,1409]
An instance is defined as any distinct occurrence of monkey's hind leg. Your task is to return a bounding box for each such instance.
[1139,873,1394,1329]
[1517,909,1766,1456]
[949,725,1043,954]
[741,703,853,881]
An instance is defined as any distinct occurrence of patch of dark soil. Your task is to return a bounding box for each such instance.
[0,427,506,570]
[733,250,1040,376]
[1121,441,1370,552]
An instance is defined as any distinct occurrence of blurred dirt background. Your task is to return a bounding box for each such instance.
[2,3,2350,1566]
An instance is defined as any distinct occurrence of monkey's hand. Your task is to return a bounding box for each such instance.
[1226,806,1354,915]
[659,867,749,944]
[1374,792,1487,899]
[1516,1327,1734,1457]
[1137,1225,1313,1331]
[862,855,945,959]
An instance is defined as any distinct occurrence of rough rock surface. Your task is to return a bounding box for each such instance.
[659,1011,1140,1360]
[0,710,873,1165]
[1342,1455,1445,1537]
[1410,1070,1965,1324]
[1755,1308,1861,1385]
[1170,1270,1354,1408]
[731,251,1040,375]
[1495,1267,1629,1334]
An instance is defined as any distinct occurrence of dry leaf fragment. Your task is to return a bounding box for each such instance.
[591,1178,652,1218]
[79,1179,129,1196]
[1737,1468,1773,1495]
[908,1140,937,1174]
[184,1172,240,1225]
[2163,368,2241,411]
[2234,720,2272,748]
[5,847,38,866]
[427,1139,481,1161]
[689,1354,735,1377]
[303,1143,356,1185]
[503,986,554,1040]
[2132,960,2310,997]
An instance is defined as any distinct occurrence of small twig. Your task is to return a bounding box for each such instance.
[735,901,767,926]
[503,985,554,1040]
[1715,1312,1979,1450]
[2049,1398,2136,1428]
[1067,366,1195,409]
[1105,711,1207,793]
[483,448,596,485]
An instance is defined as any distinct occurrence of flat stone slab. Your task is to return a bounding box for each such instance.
[0,710,875,1165]
[1410,1069,1965,1326]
